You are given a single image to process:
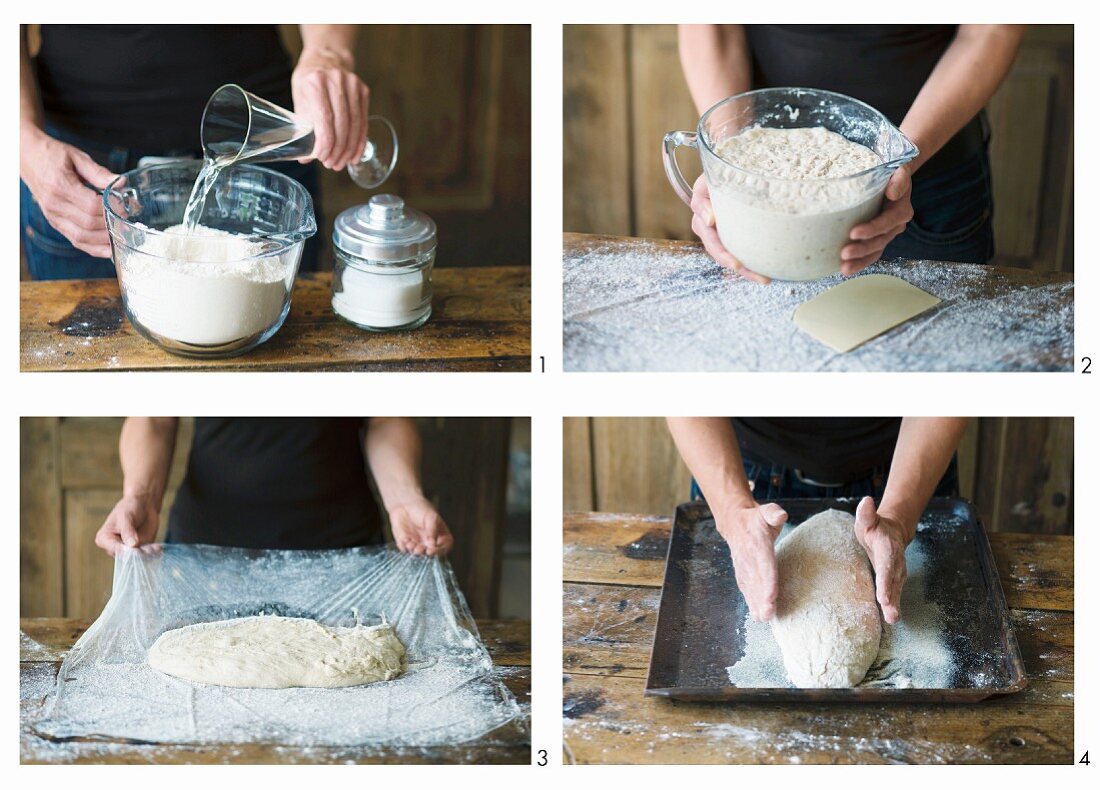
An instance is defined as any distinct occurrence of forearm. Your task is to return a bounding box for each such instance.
[20,27,46,145]
[298,24,358,69]
[901,25,1024,172]
[678,25,752,116]
[879,417,970,539]
[667,418,755,512]
[366,417,426,510]
[119,417,179,508]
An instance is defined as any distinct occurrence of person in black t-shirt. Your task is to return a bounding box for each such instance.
[667,417,969,624]
[93,418,453,557]
[678,25,1024,282]
[20,25,371,278]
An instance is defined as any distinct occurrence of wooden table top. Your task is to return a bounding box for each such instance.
[563,512,1073,765]
[21,267,530,372]
[563,233,1074,372]
[20,617,530,764]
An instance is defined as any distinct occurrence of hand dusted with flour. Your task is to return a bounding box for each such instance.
[770,509,882,688]
[147,615,407,689]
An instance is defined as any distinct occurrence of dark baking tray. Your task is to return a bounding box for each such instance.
[644,497,1027,702]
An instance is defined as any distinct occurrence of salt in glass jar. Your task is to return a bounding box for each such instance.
[331,194,436,331]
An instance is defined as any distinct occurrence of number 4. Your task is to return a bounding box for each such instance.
[1081,750,1090,765]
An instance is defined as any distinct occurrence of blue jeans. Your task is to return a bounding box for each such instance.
[691,456,960,503]
[884,146,995,265]
[20,124,322,280]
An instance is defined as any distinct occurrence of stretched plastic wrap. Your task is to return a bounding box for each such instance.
[34,544,521,747]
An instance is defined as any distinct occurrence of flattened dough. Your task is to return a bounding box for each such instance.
[794,273,941,353]
[771,509,881,688]
[147,615,406,688]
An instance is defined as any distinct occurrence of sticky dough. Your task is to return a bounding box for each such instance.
[770,509,882,688]
[147,615,407,688]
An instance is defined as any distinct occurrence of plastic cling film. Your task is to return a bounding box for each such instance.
[33,544,522,747]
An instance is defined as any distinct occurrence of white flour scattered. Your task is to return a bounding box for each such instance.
[563,705,994,764]
[563,241,1073,371]
[20,631,56,661]
[20,662,57,707]
[117,224,293,346]
[35,658,517,748]
[726,524,955,689]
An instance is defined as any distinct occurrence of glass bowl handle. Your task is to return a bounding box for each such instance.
[104,186,142,218]
[663,130,698,206]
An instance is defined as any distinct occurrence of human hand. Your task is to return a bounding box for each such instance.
[690,176,770,283]
[852,496,912,624]
[389,497,454,557]
[842,165,915,276]
[20,129,116,258]
[94,494,160,557]
[714,501,789,621]
[689,175,771,284]
[291,49,370,171]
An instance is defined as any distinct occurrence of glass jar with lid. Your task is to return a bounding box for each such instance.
[331,194,436,331]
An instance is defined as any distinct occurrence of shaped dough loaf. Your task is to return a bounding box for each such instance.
[770,509,881,688]
[147,615,407,689]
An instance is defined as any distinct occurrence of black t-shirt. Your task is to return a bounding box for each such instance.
[168,418,383,550]
[744,25,986,177]
[35,25,294,151]
[732,417,902,483]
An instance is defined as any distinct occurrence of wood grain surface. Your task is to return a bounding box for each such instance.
[562,512,1073,764]
[20,269,530,372]
[20,618,530,765]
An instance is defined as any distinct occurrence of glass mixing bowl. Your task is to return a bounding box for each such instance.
[664,87,918,281]
[103,162,316,358]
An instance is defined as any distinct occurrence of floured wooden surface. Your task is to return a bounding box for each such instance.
[20,618,530,765]
[563,234,1073,372]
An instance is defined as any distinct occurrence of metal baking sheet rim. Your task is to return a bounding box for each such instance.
[643,498,1029,703]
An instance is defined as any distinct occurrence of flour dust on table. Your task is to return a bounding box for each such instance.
[562,240,1074,371]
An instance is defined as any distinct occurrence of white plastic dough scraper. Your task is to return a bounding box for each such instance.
[793,274,941,353]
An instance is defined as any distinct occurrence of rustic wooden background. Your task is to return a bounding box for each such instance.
[563,24,1074,273]
[21,417,529,621]
[22,25,531,273]
[563,417,1073,535]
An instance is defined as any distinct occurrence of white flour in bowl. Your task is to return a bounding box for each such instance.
[708,126,885,280]
[116,224,293,346]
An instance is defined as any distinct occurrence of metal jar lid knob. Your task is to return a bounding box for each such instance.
[367,194,405,221]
